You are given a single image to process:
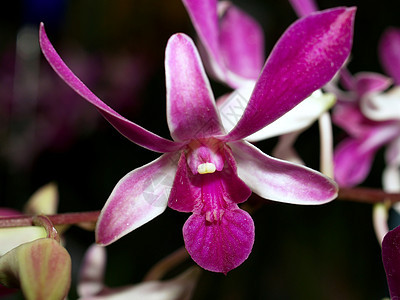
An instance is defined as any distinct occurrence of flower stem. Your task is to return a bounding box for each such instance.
[0,211,100,228]
[338,187,400,204]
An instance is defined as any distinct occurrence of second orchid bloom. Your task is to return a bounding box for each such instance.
[39,7,355,273]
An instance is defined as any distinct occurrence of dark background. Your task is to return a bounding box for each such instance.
[1,0,399,299]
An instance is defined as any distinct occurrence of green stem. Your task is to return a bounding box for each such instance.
[0,211,100,228]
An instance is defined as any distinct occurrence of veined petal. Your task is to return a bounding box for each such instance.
[361,87,400,121]
[379,27,400,85]
[334,125,399,187]
[0,238,71,300]
[224,7,356,141]
[219,2,264,80]
[96,152,180,245]
[288,0,318,17]
[382,225,400,299]
[230,141,338,204]
[247,90,335,141]
[39,23,182,153]
[165,34,223,141]
[183,208,254,274]
[182,0,225,80]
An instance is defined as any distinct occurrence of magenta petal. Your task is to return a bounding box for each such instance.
[230,141,338,204]
[165,34,223,141]
[168,152,197,212]
[334,125,399,187]
[96,153,179,245]
[382,225,400,298]
[379,28,400,85]
[39,23,182,153]
[288,0,318,17]
[224,7,356,141]
[182,0,224,77]
[333,138,375,187]
[183,208,254,274]
[355,72,392,97]
[219,3,264,80]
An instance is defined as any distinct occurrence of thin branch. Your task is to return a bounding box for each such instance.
[0,211,100,228]
[338,187,400,204]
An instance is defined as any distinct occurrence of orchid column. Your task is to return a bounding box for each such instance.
[39,7,355,274]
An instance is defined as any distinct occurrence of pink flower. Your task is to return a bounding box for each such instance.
[39,7,354,273]
[333,28,400,188]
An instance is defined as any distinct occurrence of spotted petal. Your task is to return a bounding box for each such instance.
[224,7,356,141]
[230,141,338,204]
[96,152,179,245]
[39,23,182,153]
[165,33,223,142]
[183,208,254,274]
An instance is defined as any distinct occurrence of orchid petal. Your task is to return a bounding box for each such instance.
[361,87,400,121]
[224,7,355,141]
[0,227,47,256]
[96,152,180,245]
[230,141,337,204]
[383,165,400,193]
[0,238,71,300]
[386,136,400,166]
[247,90,335,141]
[332,102,370,137]
[78,244,106,297]
[168,152,197,212]
[379,27,400,85]
[383,137,400,193]
[79,267,200,300]
[24,182,58,215]
[334,138,378,188]
[182,0,225,79]
[39,23,182,153]
[382,225,400,299]
[372,203,389,245]
[165,33,223,142]
[219,3,264,80]
[334,125,399,187]
[354,72,392,97]
[288,0,318,17]
[272,130,304,165]
[183,208,254,274]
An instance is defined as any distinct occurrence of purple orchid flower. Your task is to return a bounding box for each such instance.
[333,28,400,189]
[39,7,354,273]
